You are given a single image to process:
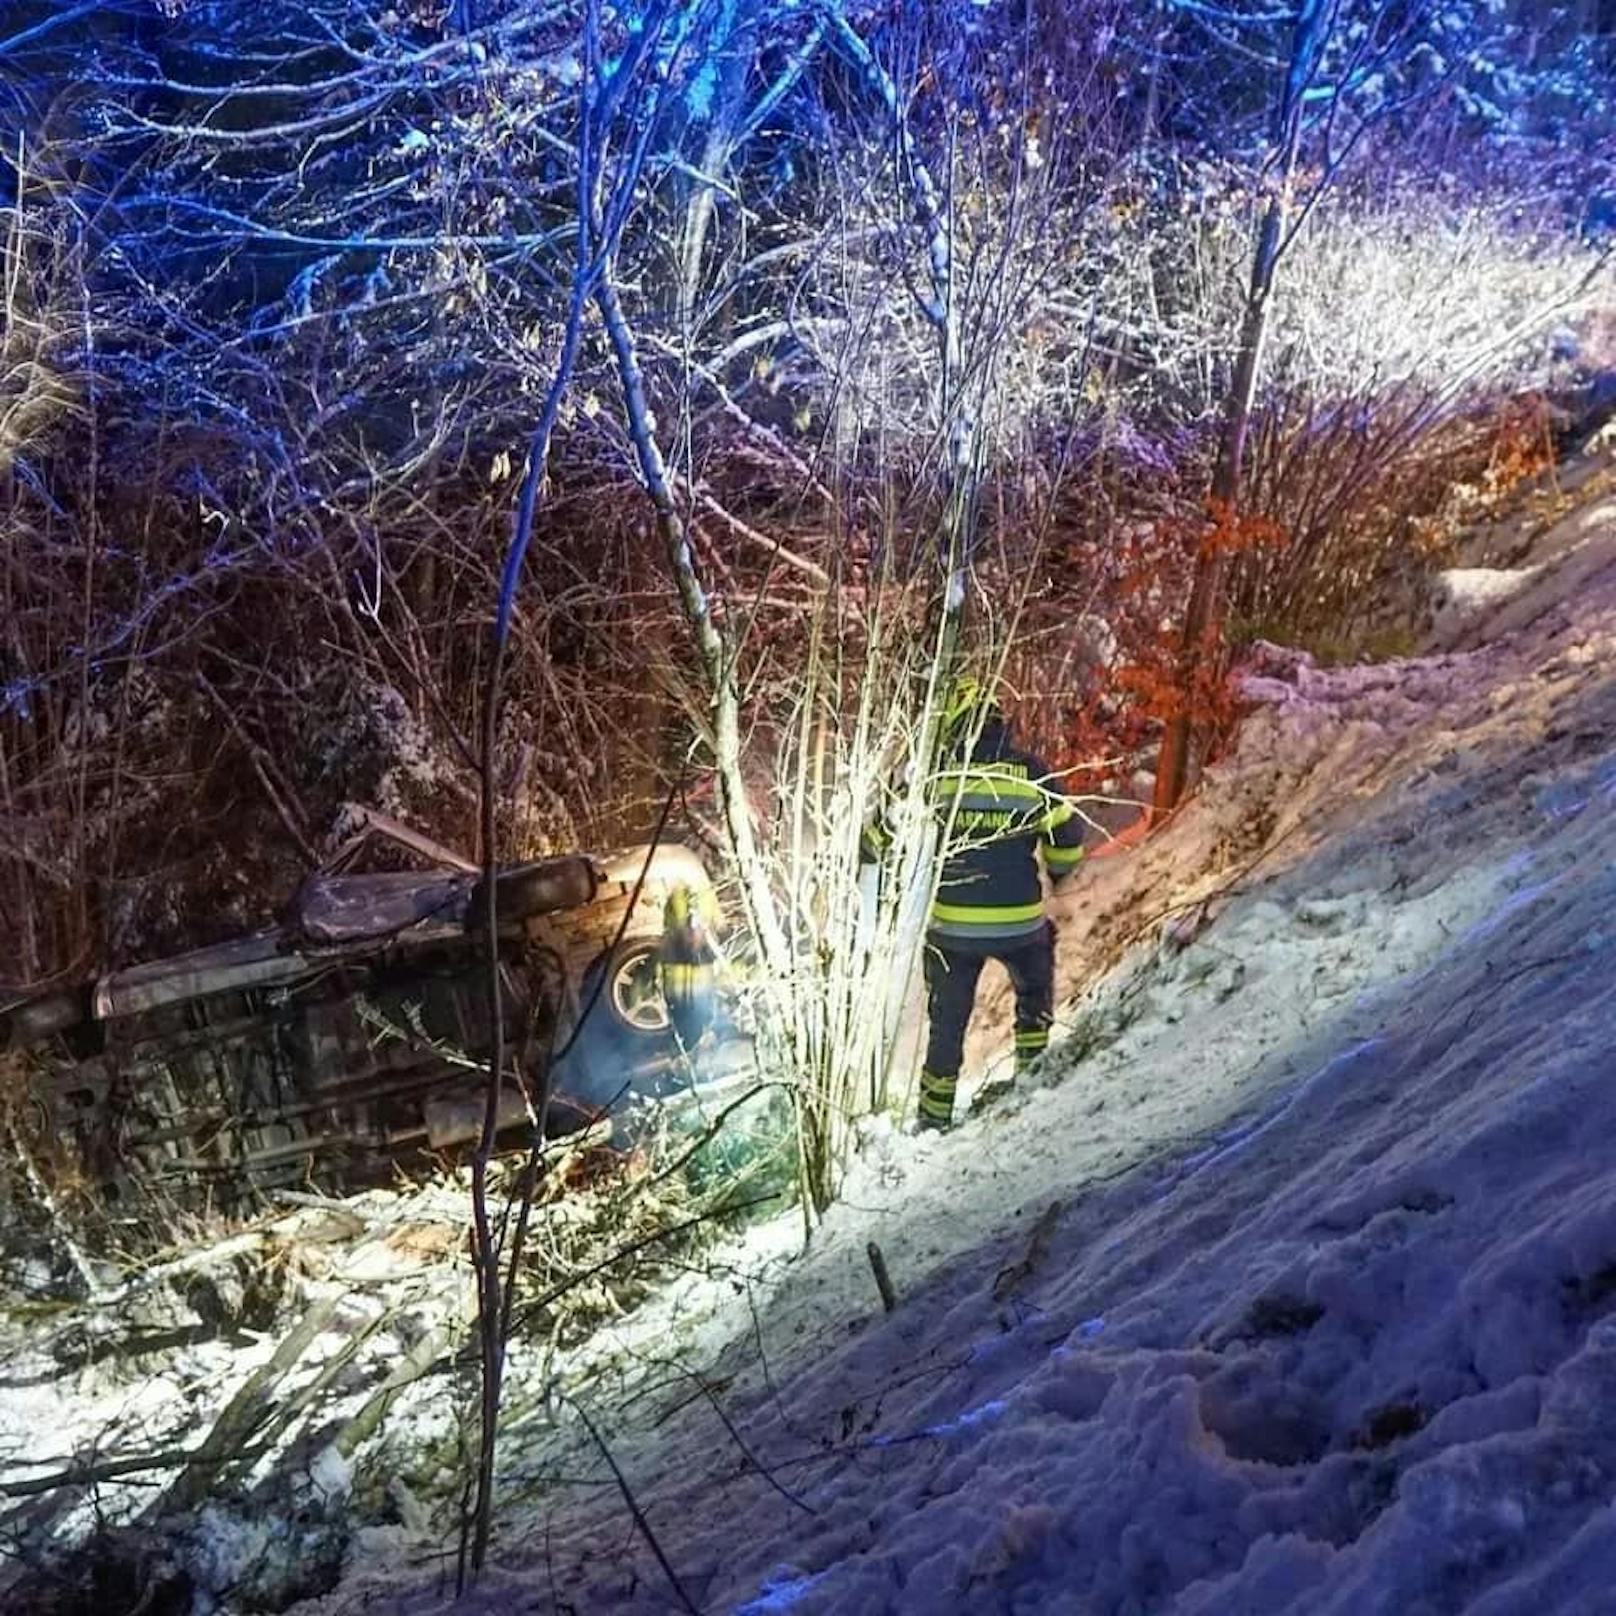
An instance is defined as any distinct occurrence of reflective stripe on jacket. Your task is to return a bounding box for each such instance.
[927,725,1085,950]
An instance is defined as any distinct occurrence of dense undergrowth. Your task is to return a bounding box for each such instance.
[1,1,1609,988]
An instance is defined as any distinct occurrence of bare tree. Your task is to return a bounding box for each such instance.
[1147,0,1615,813]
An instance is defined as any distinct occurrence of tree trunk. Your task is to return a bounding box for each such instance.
[594,273,794,986]
[1151,194,1284,815]
[1153,0,1327,817]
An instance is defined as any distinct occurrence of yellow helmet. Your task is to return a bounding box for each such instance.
[665,883,693,927]
[664,881,718,934]
[941,673,1000,734]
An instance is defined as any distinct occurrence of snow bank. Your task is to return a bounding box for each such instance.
[1428,566,1542,643]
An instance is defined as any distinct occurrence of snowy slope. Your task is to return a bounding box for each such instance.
[305,482,1616,1616]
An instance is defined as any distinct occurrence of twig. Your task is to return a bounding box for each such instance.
[865,1241,897,1313]
[570,1398,701,1615]
[4,1121,105,1301]
[79,1218,296,1310]
[991,1199,1064,1302]
[625,1081,778,1199]
[0,1443,273,1499]
[335,1321,457,1460]
[156,1294,340,1513]
[251,1300,401,1457]
[674,478,831,586]
[331,803,478,873]
[657,1359,817,1517]
[502,1192,779,1339]
[196,671,318,865]
[462,8,611,1577]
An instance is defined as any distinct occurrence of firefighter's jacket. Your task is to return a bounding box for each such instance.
[660,882,721,989]
[867,721,1086,953]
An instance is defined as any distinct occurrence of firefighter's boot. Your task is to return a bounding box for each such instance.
[917,1067,958,1132]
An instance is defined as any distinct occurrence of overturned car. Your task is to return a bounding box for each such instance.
[1,837,751,1227]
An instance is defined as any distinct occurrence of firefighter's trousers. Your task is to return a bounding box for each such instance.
[920,923,1053,1127]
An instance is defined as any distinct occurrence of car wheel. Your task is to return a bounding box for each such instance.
[468,857,597,928]
[553,943,683,1128]
[590,940,672,1041]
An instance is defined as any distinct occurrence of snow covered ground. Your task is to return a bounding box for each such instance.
[282,472,1616,1613]
[7,462,1615,1615]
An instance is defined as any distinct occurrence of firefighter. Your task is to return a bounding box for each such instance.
[898,677,1087,1131]
[658,879,723,1050]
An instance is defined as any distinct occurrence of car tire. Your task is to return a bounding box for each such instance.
[552,941,679,1124]
[467,857,597,929]
[587,940,672,1041]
